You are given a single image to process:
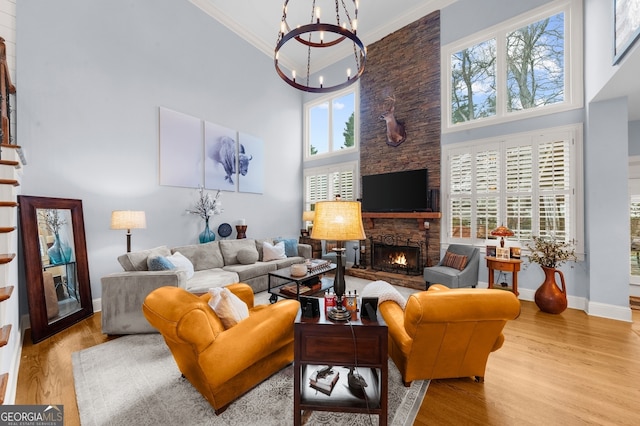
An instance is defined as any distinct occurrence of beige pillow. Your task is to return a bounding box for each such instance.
[220,239,257,265]
[208,287,249,329]
[263,241,287,261]
[237,247,259,264]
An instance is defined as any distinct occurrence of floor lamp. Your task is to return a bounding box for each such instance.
[311,200,366,321]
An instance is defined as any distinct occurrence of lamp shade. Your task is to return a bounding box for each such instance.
[310,201,366,242]
[490,225,514,237]
[110,211,147,230]
[302,210,315,222]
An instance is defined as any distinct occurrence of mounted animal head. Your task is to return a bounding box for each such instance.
[379,95,407,147]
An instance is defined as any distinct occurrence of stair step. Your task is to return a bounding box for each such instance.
[0,144,21,150]
[0,160,18,167]
[0,373,7,404]
[0,201,17,208]
[0,286,13,302]
[0,254,15,265]
[0,179,18,187]
[0,325,11,348]
[0,227,15,234]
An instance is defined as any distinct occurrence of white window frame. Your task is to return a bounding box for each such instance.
[442,124,584,255]
[303,161,359,211]
[304,86,359,161]
[441,0,583,133]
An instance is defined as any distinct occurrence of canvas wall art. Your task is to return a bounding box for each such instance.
[238,132,264,194]
[159,107,202,188]
[204,121,238,192]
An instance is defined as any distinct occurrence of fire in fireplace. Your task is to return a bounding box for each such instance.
[370,236,422,275]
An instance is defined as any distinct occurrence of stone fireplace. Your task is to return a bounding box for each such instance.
[370,236,423,276]
[346,11,441,290]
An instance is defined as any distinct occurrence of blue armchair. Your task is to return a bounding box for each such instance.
[423,244,480,289]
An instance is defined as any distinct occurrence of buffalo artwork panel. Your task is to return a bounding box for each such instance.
[205,121,240,191]
[237,132,263,194]
[159,107,260,192]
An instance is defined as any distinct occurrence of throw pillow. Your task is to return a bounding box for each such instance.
[237,247,259,265]
[208,287,249,329]
[263,241,287,261]
[147,255,176,271]
[274,238,299,257]
[361,280,407,310]
[441,251,468,271]
[166,251,195,279]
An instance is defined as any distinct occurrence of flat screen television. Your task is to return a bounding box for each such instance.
[361,169,429,212]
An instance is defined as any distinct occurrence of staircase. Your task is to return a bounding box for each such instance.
[0,36,21,404]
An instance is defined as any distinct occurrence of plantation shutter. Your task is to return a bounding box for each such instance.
[449,151,472,239]
[475,148,500,240]
[505,143,533,240]
[537,135,572,240]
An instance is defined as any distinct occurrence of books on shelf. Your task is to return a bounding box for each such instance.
[280,283,312,297]
[309,365,339,396]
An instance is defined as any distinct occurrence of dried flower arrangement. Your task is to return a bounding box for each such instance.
[524,236,577,269]
[38,209,67,235]
[186,186,223,222]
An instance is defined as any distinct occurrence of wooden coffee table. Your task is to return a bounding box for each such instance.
[293,298,388,425]
[267,263,336,303]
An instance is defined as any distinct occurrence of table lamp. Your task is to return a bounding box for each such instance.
[491,225,514,248]
[302,210,315,232]
[311,200,366,321]
[111,210,146,252]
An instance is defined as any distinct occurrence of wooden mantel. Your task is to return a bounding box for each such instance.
[362,212,441,230]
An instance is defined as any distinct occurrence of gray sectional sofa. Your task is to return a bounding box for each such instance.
[101,238,311,334]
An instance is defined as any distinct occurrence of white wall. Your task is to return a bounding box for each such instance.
[16,0,305,309]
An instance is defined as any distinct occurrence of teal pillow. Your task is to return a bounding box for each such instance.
[147,255,176,271]
[275,238,299,257]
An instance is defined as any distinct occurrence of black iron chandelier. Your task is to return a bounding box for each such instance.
[274,0,366,93]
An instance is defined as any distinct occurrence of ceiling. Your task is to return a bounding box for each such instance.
[189,0,456,75]
[190,0,640,121]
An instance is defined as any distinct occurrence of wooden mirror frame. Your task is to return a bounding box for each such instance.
[18,195,93,343]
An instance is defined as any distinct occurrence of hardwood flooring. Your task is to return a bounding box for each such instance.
[15,301,640,426]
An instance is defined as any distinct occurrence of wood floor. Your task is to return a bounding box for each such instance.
[15,301,640,426]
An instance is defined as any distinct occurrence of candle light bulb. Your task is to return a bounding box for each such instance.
[292,70,296,80]
[280,21,286,34]
[347,68,352,78]
[352,19,358,31]
[320,31,324,43]
[319,76,324,86]
[315,7,321,21]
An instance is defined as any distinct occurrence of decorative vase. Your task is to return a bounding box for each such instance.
[199,219,216,244]
[534,266,568,314]
[47,233,73,265]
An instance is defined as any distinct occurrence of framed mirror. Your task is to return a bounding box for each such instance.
[18,195,93,343]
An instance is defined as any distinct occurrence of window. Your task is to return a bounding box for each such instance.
[443,0,582,131]
[304,162,358,212]
[443,124,582,252]
[305,87,358,159]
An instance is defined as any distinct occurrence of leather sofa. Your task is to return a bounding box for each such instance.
[379,284,520,385]
[142,283,300,414]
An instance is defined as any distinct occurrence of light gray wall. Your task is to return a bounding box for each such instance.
[630,120,640,155]
[16,0,304,309]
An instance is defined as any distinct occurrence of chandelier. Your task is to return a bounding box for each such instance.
[274,0,366,93]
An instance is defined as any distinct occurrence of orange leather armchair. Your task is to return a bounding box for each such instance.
[142,283,300,414]
[379,284,520,385]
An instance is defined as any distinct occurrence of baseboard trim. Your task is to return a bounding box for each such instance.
[478,281,632,322]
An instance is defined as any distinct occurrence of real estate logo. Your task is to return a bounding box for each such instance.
[0,405,63,426]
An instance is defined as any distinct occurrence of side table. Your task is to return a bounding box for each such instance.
[486,256,522,295]
[294,299,388,425]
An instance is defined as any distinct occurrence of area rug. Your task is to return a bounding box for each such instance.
[72,334,429,426]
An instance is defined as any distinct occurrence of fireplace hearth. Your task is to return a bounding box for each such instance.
[370,235,423,276]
